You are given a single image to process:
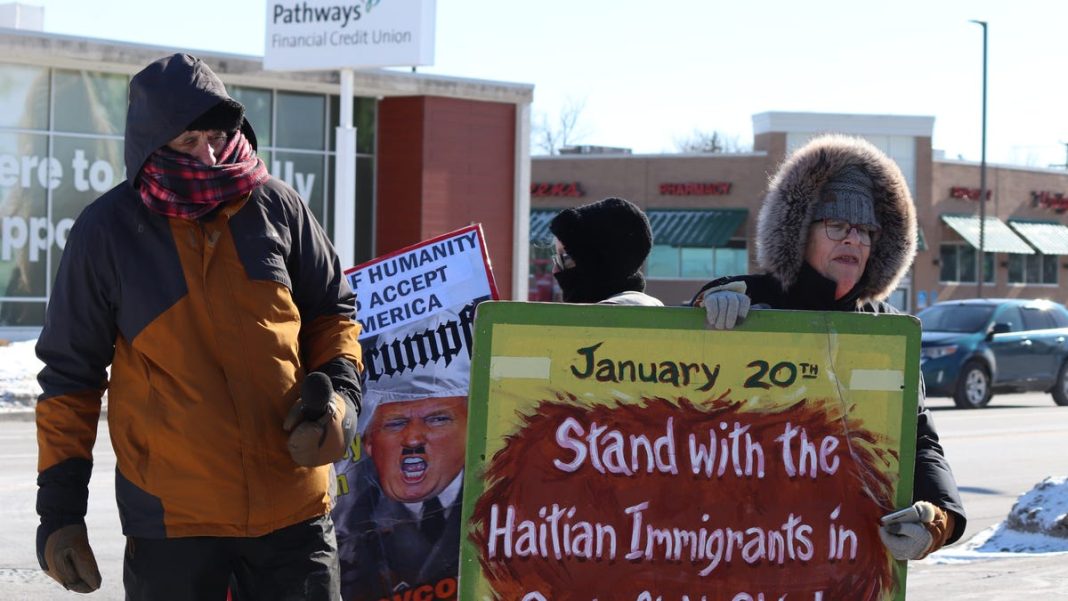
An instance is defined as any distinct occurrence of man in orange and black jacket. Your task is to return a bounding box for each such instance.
[34,53,362,600]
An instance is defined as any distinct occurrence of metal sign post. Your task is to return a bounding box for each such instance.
[264,0,437,268]
[335,68,357,268]
[971,19,988,298]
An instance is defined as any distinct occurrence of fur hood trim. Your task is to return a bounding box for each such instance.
[756,134,917,302]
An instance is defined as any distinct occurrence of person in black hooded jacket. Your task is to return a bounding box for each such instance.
[548,197,663,306]
[692,135,966,561]
[34,53,362,599]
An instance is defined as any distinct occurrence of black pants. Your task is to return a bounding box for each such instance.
[123,514,339,601]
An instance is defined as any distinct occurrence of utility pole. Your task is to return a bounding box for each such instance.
[971,20,988,298]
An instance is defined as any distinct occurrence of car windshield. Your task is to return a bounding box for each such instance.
[918,304,995,333]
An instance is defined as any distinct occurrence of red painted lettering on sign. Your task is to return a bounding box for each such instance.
[531,182,585,197]
[949,187,991,201]
[659,182,733,196]
[374,577,458,601]
[1032,191,1068,211]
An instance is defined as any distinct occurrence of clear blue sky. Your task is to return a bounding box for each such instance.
[29,0,1068,166]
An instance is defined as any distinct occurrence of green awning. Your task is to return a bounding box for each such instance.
[530,208,749,248]
[940,214,1034,254]
[1008,219,1068,255]
[647,209,748,247]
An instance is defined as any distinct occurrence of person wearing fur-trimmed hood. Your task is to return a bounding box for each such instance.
[692,134,966,561]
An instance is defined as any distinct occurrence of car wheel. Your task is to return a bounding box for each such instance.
[1053,361,1068,407]
[953,360,992,408]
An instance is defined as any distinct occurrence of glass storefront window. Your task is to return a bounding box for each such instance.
[1025,254,1041,284]
[1042,254,1058,284]
[0,63,49,130]
[958,246,977,282]
[230,85,273,147]
[0,62,376,328]
[325,154,377,265]
[257,150,272,180]
[939,245,957,281]
[271,151,326,224]
[647,245,679,278]
[0,131,49,325]
[715,246,748,277]
[49,135,125,286]
[50,135,124,214]
[276,91,325,150]
[649,244,747,280]
[939,244,994,283]
[0,131,49,296]
[53,70,127,135]
[329,95,377,154]
[1008,253,1058,285]
[680,247,713,279]
[527,243,557,302]
[355,156,375,264]
[1007,254,1023,283]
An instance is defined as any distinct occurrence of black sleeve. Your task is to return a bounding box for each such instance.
[36,458,93,569]
[690,275,746,306]
[874,302,967,542]
[690,273,783,308]
[315,355,362,446]
[913,375,967,544]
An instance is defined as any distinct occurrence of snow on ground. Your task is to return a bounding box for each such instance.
[3,337,1067,560]
[0,339,42,411]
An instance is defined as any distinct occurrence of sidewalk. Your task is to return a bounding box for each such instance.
[908,553,1068,599]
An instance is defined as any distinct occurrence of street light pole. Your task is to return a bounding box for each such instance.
[971,19,988,298]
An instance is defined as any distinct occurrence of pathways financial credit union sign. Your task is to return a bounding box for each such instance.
[264,0,436,70]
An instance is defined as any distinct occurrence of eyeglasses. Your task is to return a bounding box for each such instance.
[552,250,574,271]
[822,219,879,246]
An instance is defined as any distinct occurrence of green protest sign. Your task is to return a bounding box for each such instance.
[461,302,920,601]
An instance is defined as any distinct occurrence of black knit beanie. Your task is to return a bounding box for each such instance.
[186,98,244,133]
[549,197,653,302]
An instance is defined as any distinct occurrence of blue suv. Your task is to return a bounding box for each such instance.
[918,299,1068,408]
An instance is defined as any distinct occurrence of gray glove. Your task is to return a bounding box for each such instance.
[702,282,751,330]
[879,501,941,560]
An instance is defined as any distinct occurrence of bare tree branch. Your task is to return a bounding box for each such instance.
[674,129,751,154]
[533,97,590,155]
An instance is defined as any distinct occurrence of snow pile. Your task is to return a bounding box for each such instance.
[1004,476,1068,540]
[931,476,1068,562]
[0,339,42,410]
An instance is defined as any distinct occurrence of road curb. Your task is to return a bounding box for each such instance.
[0,409,35,422]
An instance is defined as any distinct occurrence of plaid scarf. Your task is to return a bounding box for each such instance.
[138,131,269,220]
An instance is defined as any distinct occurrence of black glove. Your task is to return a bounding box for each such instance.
[36,457,99,592]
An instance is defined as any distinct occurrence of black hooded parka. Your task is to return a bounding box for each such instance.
[35,54,362,541]
[694,135,966,544]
